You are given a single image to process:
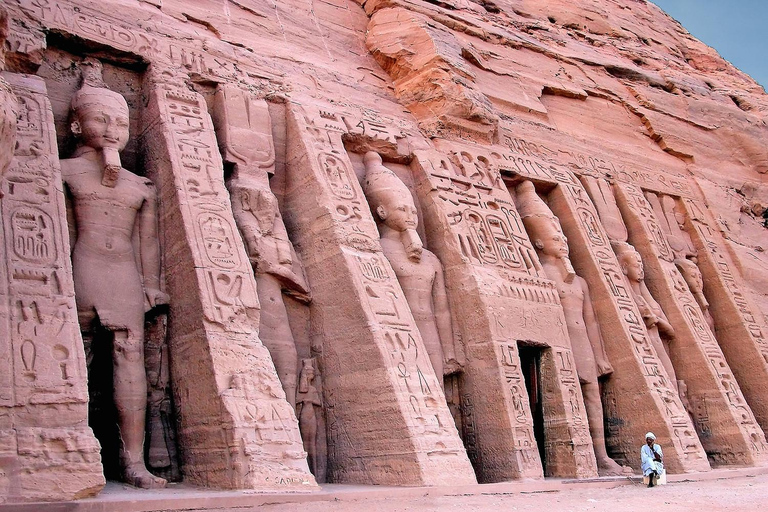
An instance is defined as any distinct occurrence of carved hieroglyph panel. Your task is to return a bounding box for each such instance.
[1,73,86,408]
[141,74,314,490]
[0,71,104,502]
[421,142,543,279]
[150,85,259,332]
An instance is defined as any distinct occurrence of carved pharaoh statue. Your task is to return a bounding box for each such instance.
[60,59,168,489]
[613,241,679,391]
[362,151,458,381]
[515,181,625,476]
[229,172,310,408]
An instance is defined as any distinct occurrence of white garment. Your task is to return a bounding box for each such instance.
[641,443,664,476]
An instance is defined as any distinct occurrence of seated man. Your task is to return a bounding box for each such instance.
[641,432,664,488]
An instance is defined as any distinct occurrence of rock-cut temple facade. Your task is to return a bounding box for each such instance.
[1,0,768,503]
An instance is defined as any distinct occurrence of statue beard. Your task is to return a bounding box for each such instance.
[101,147,121,188]
[559,256,576,284]
[400,228,423,262]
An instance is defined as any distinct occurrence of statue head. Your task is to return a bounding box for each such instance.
[614,241,645,282]
[232,175,279,235]
[516,181,568,258]
[363,151,423,261]
[69,59,130,153]
[676,258,704,294]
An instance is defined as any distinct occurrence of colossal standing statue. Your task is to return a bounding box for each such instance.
[229,173,310,408]
[362,151,458,381]
[60,59,167,489]
[515,181,624,476]
[613,242,679,389]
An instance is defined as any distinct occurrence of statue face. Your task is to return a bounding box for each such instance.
[537,232,569,259]
[378,191,418,233]
[680,261,703,292]
[621,251,644,281]
[72,102,130,152]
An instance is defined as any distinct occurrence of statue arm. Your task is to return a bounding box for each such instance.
[140,182,167,308]
[581,278,613,376]
[63,180,77,255]
[432,257,458,365]
[229,190,263,263]
[642,283,675,338]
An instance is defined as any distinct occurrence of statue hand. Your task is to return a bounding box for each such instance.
[597,359,613,377]
[642,312,659,328]
[146,288,170,309]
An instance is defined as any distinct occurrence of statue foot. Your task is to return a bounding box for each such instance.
[123,463,167,489]
[597,456,626,477]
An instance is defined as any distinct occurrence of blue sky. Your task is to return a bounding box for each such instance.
[651,0,767,90]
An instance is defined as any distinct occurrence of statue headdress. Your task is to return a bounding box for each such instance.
[362,151,412,220]
[70,58,128,114]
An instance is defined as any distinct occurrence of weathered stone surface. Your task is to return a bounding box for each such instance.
[1,0,768,503]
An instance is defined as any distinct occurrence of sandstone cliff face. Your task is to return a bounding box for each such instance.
[2,0,767,502]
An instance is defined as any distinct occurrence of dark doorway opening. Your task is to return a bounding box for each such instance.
[86,329,122,481]
[519,344,546,474]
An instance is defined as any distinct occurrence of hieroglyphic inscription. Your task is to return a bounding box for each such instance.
[294,104,381,253]
[150,85,259,332]
[17,0,263,84]
[354,250,455,448]
[495,341,540,473]
[416,147,542,277]
[1,75,84,407]
[682,199,768,361]
[499,131,694,197]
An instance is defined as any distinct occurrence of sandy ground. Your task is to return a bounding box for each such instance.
[206,474,768,512]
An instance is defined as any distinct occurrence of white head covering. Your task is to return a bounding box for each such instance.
[645,432,656,440]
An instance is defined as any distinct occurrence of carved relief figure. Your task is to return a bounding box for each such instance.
[613,242,679,389]
[229,172,310,407]
[515,181,624,476]
[60,59,167,489]
[296,358,326,481]
[363,151,459,381]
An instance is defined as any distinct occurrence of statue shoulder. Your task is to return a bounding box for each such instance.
[59,155,86,178]
[122,170,156,192]
[421,248,443,270]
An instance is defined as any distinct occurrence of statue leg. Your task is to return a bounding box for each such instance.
[257,275,298,408]
[113,328,166,489]
[299,404,318,476]
[415,320,445,389]
[582,381,623,476]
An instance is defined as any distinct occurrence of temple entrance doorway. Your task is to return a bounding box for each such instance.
[519,344,546,474]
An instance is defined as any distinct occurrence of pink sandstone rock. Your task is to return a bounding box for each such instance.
[1,0,767,503]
